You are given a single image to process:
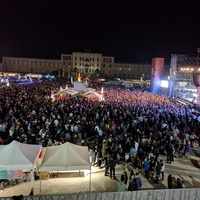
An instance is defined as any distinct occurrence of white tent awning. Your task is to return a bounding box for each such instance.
[0,140,42,171]
[40,142,91,171]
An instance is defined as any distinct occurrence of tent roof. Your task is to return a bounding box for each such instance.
[40,142,91,171]
[53,88,79,97]
[84,88,96,92]
[0,145,5,151]
[82,90,101,98]
[0,140,42,171]
[85,93,101,99]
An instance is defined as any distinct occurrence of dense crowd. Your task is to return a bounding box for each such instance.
[0,78,200,190]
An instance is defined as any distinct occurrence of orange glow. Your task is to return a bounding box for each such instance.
[78,73,81,82]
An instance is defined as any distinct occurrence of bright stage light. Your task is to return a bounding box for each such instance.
[160,80,169,88]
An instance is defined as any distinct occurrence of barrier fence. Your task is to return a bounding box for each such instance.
[1,188,200,200]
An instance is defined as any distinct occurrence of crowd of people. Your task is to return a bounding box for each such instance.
[167,174,183,189]
[0,77,200,191]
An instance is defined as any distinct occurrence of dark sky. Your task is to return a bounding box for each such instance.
[0,0,200,64]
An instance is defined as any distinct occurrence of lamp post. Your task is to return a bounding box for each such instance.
[68,65,71,79]
[62,68,64,77]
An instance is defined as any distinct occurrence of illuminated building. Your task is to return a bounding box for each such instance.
[2,52,152,79]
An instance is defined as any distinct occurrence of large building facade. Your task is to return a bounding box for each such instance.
[2,52,152,79]
[2,57,61,74]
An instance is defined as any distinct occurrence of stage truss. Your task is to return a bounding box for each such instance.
[169,54,200,103]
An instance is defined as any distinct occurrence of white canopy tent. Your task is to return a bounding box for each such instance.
[0,145,5,151]
[0,140,42,180]
[82,90,102,101]
[0,140,42,171]
[52,88,79,98]
[40,142,90,171]
[40,142,91,191]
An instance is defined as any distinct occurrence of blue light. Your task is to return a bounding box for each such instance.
[18,81,34,85]
[44,75,55,79]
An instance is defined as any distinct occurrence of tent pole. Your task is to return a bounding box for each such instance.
[40,171,42,192]
[89,166,92,193]
[31,167,35,182]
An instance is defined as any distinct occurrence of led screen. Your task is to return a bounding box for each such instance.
[160,80,169,88]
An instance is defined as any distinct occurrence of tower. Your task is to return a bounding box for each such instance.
[150,58,165,94]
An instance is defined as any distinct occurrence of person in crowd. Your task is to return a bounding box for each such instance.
[65,132,71,142]
[166,142,173,164]
[134,172,142,190]
[104,151,110,176]
[120,171,128,185]
[148,150,154,160]
[155,161,162,183]
[102,139,107,155]
[179,140,185,158]
[196,144,200,156]
[116,143,123,164]
[125,152,130,163]
[118,171,128,192]
[130,146,137,157]
[97,149,103,169]
[172,177,177,188]
[91,149,97,166]
[117,177,126,192]
[167,174,173,189]
[143,158,150,179]
[109,156,117,179]
[129,166,135,181]
[29,187,34,195]
[131,153,139,173]
[160,159,165,181]
[128,177,137,191]
[185,141,191,158]
[149,158,155,181]
[176,178,183,188]
[11,195,24,200]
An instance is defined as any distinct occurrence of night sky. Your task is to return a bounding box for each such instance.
[0,0,200,64]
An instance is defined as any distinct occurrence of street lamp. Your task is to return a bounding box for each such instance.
[68,65,71,79]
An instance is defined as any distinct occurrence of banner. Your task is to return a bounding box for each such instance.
[0,170,24,180]
[0,171,7,179]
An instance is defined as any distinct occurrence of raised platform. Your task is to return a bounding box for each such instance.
[74,82,86,91]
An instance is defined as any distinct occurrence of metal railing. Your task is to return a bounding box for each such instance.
[1,188,200,200]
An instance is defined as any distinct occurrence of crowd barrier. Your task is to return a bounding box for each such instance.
[1,188,200,200]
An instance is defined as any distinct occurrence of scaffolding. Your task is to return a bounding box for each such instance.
[169,54,200,101]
